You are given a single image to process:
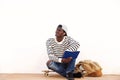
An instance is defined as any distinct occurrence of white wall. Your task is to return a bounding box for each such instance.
[0,0,120,74]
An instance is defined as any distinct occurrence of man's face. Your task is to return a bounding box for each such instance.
[55,27,65,37]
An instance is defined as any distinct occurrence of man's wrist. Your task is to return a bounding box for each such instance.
[58,58,62,63]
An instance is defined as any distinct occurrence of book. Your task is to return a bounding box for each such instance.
[62,51,80,59]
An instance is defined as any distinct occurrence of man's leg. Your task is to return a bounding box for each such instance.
[66,59,76,80]
[46,61,67,77]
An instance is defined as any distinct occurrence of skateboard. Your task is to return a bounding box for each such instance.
[42,70,54,76]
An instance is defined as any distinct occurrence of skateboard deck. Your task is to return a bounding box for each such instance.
[42,70,54,76]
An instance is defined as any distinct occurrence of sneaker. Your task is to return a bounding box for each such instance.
[73,72,83,78]
[66,72,74,80]
[67,79,74,80]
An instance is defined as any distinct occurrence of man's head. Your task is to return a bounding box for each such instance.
[55,24,68,37]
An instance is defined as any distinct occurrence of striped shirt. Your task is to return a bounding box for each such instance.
[46,36,80,62]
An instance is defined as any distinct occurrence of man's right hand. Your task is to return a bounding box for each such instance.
[61,57,72,63]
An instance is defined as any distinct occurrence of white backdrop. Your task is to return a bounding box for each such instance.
[0,0,120,74]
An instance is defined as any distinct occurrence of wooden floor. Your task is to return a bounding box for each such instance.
[0,74,120,80]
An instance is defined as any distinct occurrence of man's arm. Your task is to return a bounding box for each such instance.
[62,37,80,63]
[67,36,80,51]
[46,38,58,62]
[46,38,54,55]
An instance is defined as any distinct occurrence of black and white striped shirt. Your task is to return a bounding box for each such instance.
[46,36,80,62]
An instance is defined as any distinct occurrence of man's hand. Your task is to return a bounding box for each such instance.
[61,57,72,63]
[46,60,53,66]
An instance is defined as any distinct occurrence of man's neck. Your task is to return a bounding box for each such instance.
[56,36,64,42]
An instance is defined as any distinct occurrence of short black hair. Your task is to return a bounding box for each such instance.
[57,24,62,28]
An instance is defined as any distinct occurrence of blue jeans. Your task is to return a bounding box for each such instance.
[47,59,76,77]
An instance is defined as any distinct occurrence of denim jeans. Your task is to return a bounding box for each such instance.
[47,59,76,77]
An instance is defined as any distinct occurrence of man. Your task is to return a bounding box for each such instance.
[46,24,81,80]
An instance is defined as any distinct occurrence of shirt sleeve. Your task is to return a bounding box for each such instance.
[67,36,80,51]
[46,38,54,54]
[46,38,59,62]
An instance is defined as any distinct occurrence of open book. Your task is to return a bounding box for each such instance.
[62,51,80,59]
